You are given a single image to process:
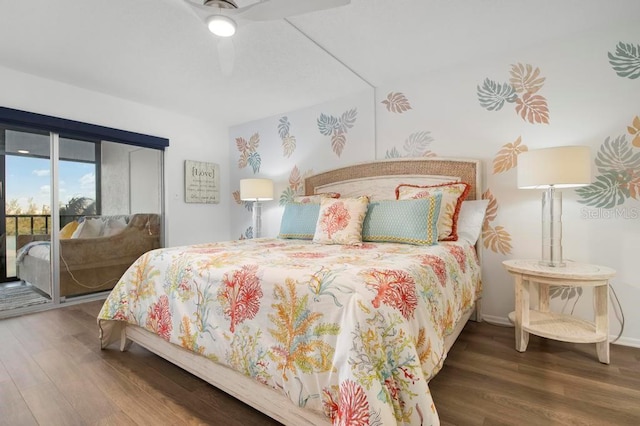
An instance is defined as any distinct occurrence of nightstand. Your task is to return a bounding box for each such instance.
[502,259,616,364]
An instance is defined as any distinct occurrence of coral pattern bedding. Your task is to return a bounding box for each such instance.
[98,238,481,425]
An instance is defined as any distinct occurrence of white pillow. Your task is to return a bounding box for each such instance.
[103,217,127,236]
[70,220,85,239]
[74,218,103,238]
[456,199,490,245]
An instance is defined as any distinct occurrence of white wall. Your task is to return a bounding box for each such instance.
[229,90,375,239]
[0,65,231,247]
[374,21,640,348]
[228,22,640,346]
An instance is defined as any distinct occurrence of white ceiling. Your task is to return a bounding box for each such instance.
[0,0,638,126]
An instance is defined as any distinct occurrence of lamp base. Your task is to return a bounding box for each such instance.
[252,201,262,239]
[541,187,564,267]
[538,259,566,268]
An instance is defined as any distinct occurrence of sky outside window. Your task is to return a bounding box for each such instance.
[6,155,96,212]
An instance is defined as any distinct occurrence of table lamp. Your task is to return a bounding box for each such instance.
[517,146,591,267]
[240,178,274,238]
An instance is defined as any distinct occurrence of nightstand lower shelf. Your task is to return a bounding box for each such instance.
[508,311,607,344]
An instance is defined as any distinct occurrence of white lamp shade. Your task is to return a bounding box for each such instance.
[207,15,237,37]
[240,178,274,201]
[517,146,592,189]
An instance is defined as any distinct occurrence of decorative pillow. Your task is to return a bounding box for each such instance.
[362,196,442,245]
[313,196,369,245]
[457,199,490,245]
[278,203,321,240]
[103,217,128,237]
[70,220,85,239]
[293,192,340,204]
[73,217,103,239]
[396,181,470,241]
[59,221,79,239]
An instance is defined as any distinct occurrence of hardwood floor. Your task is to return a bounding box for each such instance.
[1,301,638,425]
[431,321,640,425]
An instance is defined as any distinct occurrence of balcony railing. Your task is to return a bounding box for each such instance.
[3,214,85,281]
[6,214,85,237]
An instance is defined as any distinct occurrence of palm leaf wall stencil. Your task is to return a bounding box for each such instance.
[608,42,640,79]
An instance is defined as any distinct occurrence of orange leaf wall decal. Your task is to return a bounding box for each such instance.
[480,189,514,254]
[247,133,260,151]
[629,115,640,147]
[629,172,640,200]
[282,135,296,158]
[482,225,513,255]
[238,150,248,169]
[236,137,248,152]
[289,166,301,191]
[509,63,546,94]
[381,92,412,114]
[482,190,498,224]
[492,137,528,174]
[515,93,550,124]
[232,190,242,205]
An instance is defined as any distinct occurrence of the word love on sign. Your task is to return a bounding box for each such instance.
[185,160,220,203]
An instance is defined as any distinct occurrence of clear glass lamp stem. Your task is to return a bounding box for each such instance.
[541,186,564,267]
[252,201,262,239]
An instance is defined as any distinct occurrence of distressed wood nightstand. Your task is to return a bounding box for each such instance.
[502,259,616,364]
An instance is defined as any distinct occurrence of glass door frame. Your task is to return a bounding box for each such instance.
[0,148,5,282]
[50,132,61,304]
[0,106,168,316]
[0,125,53,284]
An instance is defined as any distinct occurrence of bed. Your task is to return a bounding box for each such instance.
[98,158,483,425]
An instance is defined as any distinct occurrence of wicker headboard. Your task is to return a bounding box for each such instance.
[304,158,481,201]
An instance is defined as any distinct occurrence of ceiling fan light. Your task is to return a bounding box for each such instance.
[207,15,237,37]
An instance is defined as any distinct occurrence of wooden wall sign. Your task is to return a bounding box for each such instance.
[185,160,220,203]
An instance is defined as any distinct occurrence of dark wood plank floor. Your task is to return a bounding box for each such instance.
[431,321,640,426]
[0,301,638,425]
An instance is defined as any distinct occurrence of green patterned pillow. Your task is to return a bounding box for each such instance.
[278,202,321,239]
[362,196,442,245]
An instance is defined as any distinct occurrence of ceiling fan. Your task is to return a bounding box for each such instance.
[184,0,351,37]
[181,0,350,75]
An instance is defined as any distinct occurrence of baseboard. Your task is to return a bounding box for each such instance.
[481,314,513,327]
[610,336,640,348]
[480,314,640,348]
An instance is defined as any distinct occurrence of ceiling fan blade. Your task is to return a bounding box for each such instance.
[232,0,351,21]
[181,0,213,23]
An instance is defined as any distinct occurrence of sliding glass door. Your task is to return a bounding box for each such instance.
[0,106,167,317]
[0,126,54,310]
[2,127,52,278]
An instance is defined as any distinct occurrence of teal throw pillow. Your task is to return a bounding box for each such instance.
[278,202,321,240]
[362,196,442,245]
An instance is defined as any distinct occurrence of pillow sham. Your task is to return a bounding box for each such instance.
[457,199,490,245]
[278,202,321,240]
[293,192,340,204]
[313,196,369,245]
[59,221,79,239]
[396,181,470,241]
[362,196,442,245]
